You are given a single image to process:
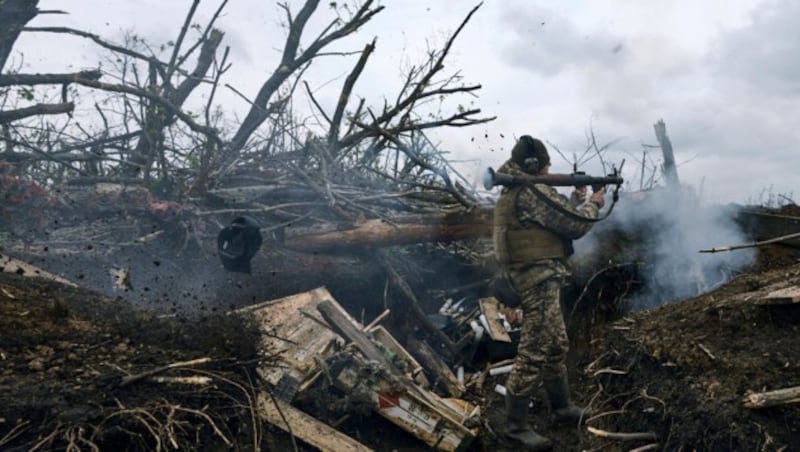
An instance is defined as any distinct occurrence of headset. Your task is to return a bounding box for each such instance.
[523,157,540,174]
[519,135,543,173]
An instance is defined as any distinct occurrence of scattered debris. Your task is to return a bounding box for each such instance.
[758,286,800,305]
[743,386,800,409]
[237,287,479,451]
[109,266,133,291]
[119,357,212,387]
[257,395,373,452]
[0,254,77,286]
[587,425,657,442]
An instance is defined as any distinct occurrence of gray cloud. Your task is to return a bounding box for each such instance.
[709,0,800,97]
[14,1,798,204]
[497,5,627,76]
[488,1,799,203]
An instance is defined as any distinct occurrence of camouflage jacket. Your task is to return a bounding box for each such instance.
[496,160,600,239]
[494,160,601,284]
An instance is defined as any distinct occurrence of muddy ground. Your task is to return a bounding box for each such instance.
[1,237,800,451]
[479,248,800,451]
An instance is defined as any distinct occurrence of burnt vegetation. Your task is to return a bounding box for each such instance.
[1,1,799,451]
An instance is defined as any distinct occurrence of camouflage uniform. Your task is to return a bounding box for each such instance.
[493,160,600,398]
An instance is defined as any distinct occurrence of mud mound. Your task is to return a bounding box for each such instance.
[2,234,799,451]
[0,272,266,451]
[588,262,800,450]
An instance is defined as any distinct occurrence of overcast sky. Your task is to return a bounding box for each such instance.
[13,0,800,205]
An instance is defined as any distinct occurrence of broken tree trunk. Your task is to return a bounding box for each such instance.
[743,386,800,408]
[653,119,680,189]
[282,208,493,252]
[0,0,39,72]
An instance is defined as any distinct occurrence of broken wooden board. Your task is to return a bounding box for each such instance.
[407,337,465,398]
[317,299,400,375]
[368,325,430,388]
[479,297,512,343]
[242,287,479,450]
[335,353,478,452]
[757,286,800,305]
[256,393,373,452]
[235,287,357,389]
[297,323,430,394]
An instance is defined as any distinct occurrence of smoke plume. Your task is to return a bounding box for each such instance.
[574,186,755,311]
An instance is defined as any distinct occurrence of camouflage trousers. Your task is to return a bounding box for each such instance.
[505,264,569,398]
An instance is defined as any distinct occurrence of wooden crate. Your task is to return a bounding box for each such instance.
[335,353,478,452]
[240,286,479,451]
[236,286,356,388]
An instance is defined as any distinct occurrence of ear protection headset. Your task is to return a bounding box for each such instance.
[523,156,540,173]
[519,135,542,173]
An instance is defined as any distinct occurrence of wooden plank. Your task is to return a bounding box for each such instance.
[369,326,430,388]
[317,299,401,376]
[743,385,800,408]
[479,297,512,343]
[257,393,373,452]
[364,309,391,331]
[758,286,800,305]
[407,337,465,398]
[0,254,77,287]
[235,287,348,387]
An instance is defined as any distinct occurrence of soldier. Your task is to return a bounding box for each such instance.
[493,135,605,451]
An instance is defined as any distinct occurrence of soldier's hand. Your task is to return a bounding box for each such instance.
[589,187,606,208]
[571,186,587,204]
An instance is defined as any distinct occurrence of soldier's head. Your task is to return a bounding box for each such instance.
[511,135,550,174]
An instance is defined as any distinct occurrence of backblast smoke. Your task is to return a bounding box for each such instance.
[574,186,755,310]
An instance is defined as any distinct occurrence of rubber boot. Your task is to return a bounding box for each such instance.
[504,393,553,451]
[544,372,593,425]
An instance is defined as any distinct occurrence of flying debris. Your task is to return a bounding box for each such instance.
[217,216,263,273]
[109,266,133,291]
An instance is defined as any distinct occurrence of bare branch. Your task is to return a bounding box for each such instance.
[0,69,102,87]
[303,80,332,125]
[328,38,375,147]
[71,75,222,146]
[337,4,490,149]
[23,26,167,70]
[0,102,73,123]
[176,0,229,68]
[171,29,223,105]
[2,129,89,175]
[166,0,200,80]
[228,0,383,155]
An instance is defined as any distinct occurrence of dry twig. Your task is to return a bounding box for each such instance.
[629,443,660,452]
[0,420,31,448]
[586,426,657,441]
[119,357,212,387]
[700,231,800,253]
